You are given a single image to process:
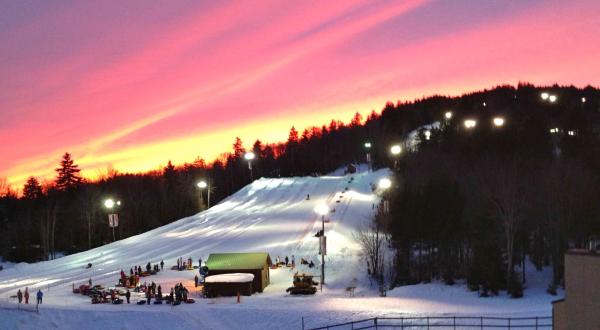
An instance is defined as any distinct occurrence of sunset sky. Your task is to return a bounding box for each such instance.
[2,0,600,188]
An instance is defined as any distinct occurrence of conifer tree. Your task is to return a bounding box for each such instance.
[22,176,42,199]
[55,152,82,191]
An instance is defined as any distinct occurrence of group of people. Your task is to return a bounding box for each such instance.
[274,255,296,267]
[176,256,198,271]
[300,258,315,268]
[16,287,43,304]
[170,282,189,303]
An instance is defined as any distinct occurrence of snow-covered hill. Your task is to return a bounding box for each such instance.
[0,166,388,298]
[0,167,560,330]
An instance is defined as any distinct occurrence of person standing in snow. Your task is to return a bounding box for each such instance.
[285,256,289,266]
[145,289,151,305]
[125,289,131,304]
[24,287,29,304]
[291,255,295,268]
[160,260,164,270]
[198,258,202,268]
[88,278,92,287]
[194,275,199,288]
[36,289,43,304]
[17,289,22,303]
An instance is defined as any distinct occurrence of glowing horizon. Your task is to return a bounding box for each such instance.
[2,0,600,189]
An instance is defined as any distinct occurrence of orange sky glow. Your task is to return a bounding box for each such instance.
[1,0,600,189]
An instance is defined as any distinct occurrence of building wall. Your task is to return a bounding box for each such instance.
[552,300,567,330]
[553,251,600,330]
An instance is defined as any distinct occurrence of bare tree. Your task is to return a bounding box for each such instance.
[355,204,391,295]
[474,158,528,295]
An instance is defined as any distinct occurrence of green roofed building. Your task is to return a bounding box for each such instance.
[205,252,272,292]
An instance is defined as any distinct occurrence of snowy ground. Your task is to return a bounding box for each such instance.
[0,167,561,329]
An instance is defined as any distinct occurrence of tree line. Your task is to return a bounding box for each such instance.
[1,82,599,294]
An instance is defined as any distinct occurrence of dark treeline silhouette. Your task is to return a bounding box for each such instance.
[378,84,600,297]
[1,82,599,297]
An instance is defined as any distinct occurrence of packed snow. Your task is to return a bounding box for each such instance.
[0,166,561,329]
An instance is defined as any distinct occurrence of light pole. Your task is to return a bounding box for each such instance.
[244,152,255,181]
[377,177,391,296]
[464,119,477,129]
[390,144,402,169]
[493,117,505,127]
[444,111,453,120]
[104,198,121,242]
[314,202,329,291]
[196,180,211,209]
[364,142,372,171]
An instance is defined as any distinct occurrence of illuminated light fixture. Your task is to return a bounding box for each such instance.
[197,181,208,189]
[464,119,477,129]
[378,178,392,190]
[541,92,549,100]
[493,117,505,127]
[424,130,431,140]
[582,97,586,103]
[390,145,402,155]
[364,142,372,148]
[568,130,576,136]
[444,111,453,119]
[244,152,255,160]
[548,95,557,103]
[104,199,115,209]
[550,128,560,134]
[482,102,487,107]
[314,202,329,216]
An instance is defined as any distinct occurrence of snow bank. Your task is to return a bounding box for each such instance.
[205,273,254,283]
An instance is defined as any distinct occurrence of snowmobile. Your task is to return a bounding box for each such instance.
[286,273,318,295]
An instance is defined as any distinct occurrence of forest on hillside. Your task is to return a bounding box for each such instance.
[1,83,600,295]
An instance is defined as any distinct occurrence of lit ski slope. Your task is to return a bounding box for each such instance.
[0,167,389,297]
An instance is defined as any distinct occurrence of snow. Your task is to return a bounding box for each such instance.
[205,273,254,283]
[0,167,561,329]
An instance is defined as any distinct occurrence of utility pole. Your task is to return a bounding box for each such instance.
[321,213,325,289]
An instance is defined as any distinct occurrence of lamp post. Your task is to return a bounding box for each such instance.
[464,119,477,129]
[104,198,121,242]
[244,152,255,181]
[444,111,453,120]
[314,202,329,291]
[493,117,505,127]
[196,180,211,209]
[364,142,372,171]
[390,144,402,169]
[377,177,391,296]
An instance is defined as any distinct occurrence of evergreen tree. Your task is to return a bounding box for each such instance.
[55,153,82,191]
[22,177,42,199]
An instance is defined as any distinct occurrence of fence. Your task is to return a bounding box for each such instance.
[0,299,39,313]
[304,316,552,330]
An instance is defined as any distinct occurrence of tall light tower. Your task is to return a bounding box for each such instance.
[244,151,255,181]
[377,177,391,296]
[364,142,372,171]
[390,144,402,169]
[104,198,121,242]
[196,180,211,209]
[314,202,329,291]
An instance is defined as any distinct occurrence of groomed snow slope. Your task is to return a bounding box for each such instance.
[0,167,388,297]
